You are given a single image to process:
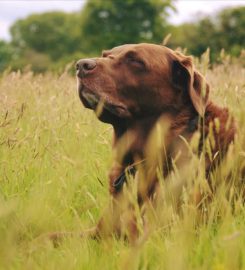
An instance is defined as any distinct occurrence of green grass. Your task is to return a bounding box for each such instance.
[0,60,244,269]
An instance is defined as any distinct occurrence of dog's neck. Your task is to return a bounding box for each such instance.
[109,108,200,195]
[112,107,199,166]
[109,102,236,195]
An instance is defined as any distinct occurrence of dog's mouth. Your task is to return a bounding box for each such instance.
[78,83,131,120]
[81,91,100,110]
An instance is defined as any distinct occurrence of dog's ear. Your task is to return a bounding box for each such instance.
[172,52,209,116]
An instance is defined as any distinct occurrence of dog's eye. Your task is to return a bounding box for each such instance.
[129,59,146,70]
[126,54,145,70]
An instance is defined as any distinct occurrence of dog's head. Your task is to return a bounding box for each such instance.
[76,43,209,124]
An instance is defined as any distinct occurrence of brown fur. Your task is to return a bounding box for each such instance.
[75,43,236,239]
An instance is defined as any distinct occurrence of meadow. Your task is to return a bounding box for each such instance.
[0,56,244,269]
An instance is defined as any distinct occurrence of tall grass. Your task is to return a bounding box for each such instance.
[0,58,244,269]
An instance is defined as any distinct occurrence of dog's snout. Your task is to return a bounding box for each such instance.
[76,59,97,76]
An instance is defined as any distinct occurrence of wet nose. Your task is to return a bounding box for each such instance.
[76,59,97,76]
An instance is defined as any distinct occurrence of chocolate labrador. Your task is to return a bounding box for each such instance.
[73,43,236,240]
[52,43,237,243]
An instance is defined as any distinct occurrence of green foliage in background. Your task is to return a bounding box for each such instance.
[169,6,245,61]
[0,1,244,72]
[0,41,14,71]
[8,11,85,72]
[80,0,174,53]
[10,12,82,60]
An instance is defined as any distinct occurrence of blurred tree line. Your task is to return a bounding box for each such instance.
[0,0,244,73]
[168,6,245,62]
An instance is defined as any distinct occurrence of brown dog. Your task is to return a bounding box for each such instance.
[75,43,236,240]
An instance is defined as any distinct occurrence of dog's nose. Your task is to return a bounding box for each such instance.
[76,59,97,76]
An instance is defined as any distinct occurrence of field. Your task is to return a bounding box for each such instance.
[0,58,245,269]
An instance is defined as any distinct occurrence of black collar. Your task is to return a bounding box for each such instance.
[112,115,201,194]
[186,115,200,133]
[112,165,136,194]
